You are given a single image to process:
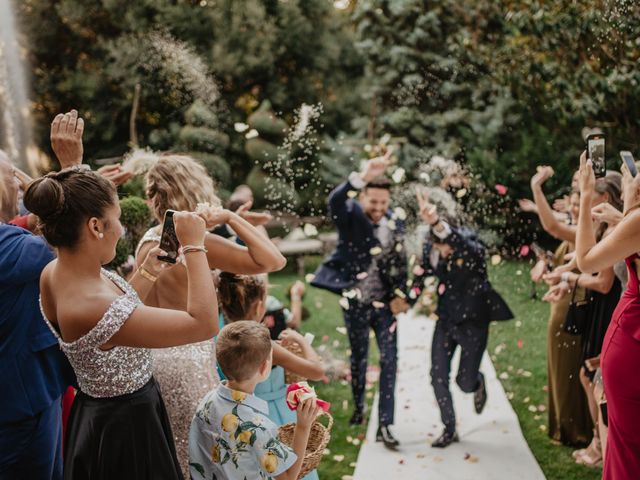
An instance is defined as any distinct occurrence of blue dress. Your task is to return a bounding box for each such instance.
[255,366,319,480]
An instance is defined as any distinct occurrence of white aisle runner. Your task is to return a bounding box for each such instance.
[353,314,546,480]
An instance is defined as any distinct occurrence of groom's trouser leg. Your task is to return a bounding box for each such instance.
[372,307,397,426]
[344,303,370,414]
[431,321,458,431]
[454,322,489,393]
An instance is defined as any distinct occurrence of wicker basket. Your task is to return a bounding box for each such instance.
[278,411,334,479]
[283,341,307,385]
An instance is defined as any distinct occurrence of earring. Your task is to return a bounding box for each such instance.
[98,233,104,239]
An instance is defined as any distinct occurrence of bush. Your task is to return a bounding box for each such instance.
[178,126,230,154]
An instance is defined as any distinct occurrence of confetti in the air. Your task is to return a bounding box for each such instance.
[303,223,318,237]
[392,167,406,183]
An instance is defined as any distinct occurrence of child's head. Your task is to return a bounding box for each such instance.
[216,321,272,383]
[217,272,267,322]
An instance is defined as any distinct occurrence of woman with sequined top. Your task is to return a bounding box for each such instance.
[24,168,218,480]
[134,154,287,477]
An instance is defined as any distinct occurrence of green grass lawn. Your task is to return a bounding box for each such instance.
[270,257,601,480]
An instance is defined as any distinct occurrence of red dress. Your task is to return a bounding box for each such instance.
[601,254,640,479]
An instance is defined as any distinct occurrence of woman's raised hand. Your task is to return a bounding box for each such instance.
[592,202,623,226]
[174,211,206,246]
[578,151,595,196]
[530,165,554,189]
[195,204,231,230]
[621,162,640,213]
[141,246,177,276]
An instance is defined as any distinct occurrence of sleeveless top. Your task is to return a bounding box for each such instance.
[135,227,162,259]
[40,269,152,398]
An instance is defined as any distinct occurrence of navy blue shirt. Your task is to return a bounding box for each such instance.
[0,225,72,424]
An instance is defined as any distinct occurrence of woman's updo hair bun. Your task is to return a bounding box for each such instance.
[217,271,267,322]
[23,175,66,222]
[23,168,117,248]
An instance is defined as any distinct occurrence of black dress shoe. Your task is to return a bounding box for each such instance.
[349,410,365,426]
[474,376,487,414]
[376,425,400,450]
[431,429,459,448]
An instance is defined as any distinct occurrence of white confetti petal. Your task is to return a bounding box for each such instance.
[245,129,259,139]
[234,122,249,132]
[391,167,406,184]
[303,223,318,237]
[393,207,407,220]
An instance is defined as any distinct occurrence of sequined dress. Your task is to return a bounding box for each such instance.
[137,229,220,477]
[41,269,182,479]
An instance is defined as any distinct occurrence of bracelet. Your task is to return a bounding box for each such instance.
[138,266,158,283]
[180,245,208,255]
[561,272,571,283]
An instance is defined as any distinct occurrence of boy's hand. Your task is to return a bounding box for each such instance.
[296,398,320,429]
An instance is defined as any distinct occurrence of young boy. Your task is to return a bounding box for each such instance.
[189,321,319,479]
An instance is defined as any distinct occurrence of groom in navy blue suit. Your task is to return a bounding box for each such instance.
[312,152,410,450]
[414,188,513,448]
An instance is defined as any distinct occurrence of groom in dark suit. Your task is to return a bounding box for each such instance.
[312,151,410,450]
[414,188,514,448]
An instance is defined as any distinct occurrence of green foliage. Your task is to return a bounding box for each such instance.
[107,195,151,271]
[178,126,229,154]
[18,0,640,232]
[189,152,231,187]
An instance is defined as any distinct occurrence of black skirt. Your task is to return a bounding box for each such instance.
[63,377,183,480]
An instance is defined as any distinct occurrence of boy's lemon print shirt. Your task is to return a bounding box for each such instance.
[189,381,297,479]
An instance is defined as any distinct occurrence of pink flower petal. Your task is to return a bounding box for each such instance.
[495,184,508,195]
[519,245,530,257]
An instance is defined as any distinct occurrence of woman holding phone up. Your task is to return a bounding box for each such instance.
[575,151,640,480]
[134,154,286,476]
[24,167,218,479]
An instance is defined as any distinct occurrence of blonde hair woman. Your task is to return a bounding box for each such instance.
[133,153,286,476]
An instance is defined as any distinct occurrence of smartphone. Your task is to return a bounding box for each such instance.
[586,133,606,178]
[620,151,638,177]
[158,210,179,264]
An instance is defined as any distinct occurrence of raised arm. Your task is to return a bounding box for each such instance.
[287,281,305,329]
[576,152,640,273]
[50,110,84,169]
[272,342,324,381]
[531,166,577,243]
[103,212,218,348]
[328,151,392,225]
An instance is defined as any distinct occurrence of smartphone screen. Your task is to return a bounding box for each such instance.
[620,151,638,177]
[587,135,606,177]
[158,210,179,264]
